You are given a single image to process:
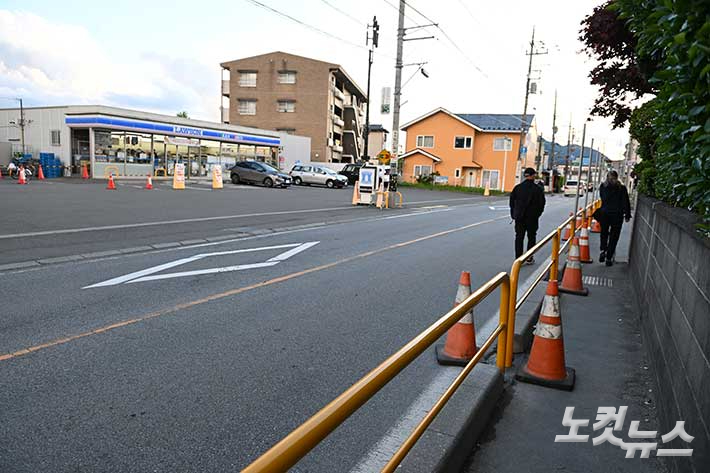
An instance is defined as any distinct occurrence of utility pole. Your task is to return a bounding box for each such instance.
[390,1,435,163]
[363,16,379,161]
[19,98,26,156]
[583,137,594,212]
[564,115,572,180]
[548,90,557,170]
[573,122,587,217]
[391,0,406,160]
[517,27,547,181]
[535,134,543,171]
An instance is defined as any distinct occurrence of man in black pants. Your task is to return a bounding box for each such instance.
[510,168,546,264]
[598,170,631,266]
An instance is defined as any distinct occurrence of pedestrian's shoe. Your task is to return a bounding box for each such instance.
[599,251,606,263]
[525,256,535,265]
[605,254,614,267]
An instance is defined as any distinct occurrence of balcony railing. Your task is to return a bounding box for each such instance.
[221,80,230,95]
[332,114,344,128]
[221,107,230,123]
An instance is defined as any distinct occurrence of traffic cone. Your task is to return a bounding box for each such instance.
[562,213,573,241]
[515,280,575,390]
[106,174,117,190]
[575,209,583,229]
[591,217,601,233]
[560,237,589,296]
[351,181,360,205]
[17,166,26,185]
[81,163,89,179]
[37,164,45,180]
[436,271,478,366]
[483,181,490,196]
[578,227,593,263]
[145,174,153,190]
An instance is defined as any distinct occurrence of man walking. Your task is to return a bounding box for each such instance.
[510,168,546,264]
[598,170,631,266]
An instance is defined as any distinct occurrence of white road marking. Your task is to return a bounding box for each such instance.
[83,242,319,288]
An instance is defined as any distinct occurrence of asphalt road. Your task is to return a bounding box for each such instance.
[0,178,576,472]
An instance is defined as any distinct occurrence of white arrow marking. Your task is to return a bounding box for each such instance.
[83,242,319,288]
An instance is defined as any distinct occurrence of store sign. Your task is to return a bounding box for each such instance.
[173,163,185,190]
[65,116,280,146]
[165,136,200,146]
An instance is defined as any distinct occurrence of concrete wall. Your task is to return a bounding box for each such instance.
[629,195,709,473]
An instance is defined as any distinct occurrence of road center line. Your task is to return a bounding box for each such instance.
[0,215,508,363]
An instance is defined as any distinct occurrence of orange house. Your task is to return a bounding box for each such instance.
[400,108,537,192]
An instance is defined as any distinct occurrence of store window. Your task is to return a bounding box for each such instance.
[94,130,112,163]
[201,139,221,173]
[221,142,239,169]
[239,144,256,161]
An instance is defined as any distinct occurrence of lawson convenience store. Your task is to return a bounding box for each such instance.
[0,105,283,179]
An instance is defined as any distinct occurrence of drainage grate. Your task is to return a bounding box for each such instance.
[582,275,614,287]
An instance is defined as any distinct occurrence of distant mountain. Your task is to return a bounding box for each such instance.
[539,138,609,167]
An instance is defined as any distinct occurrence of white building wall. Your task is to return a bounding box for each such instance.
[0,107,72,165]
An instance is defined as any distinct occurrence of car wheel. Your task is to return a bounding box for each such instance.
[294,177,302,185]
[264,177,274,188]
[326,179,334,188]
[231,174,240,185]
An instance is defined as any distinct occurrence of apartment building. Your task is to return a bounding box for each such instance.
[220,51,367,164]
[367,124,389,157]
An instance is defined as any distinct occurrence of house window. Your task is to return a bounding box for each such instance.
[482,169,501,190]
[277,100,296,113]
[50,130,61,146]
[414,165,432,177]
[454,136,472,149]
[277,128,296,135]
[238,99,257,115]
[238,71,257,87]
[493,137,513,151]
[416,135,434,148]
[278,71,296,84]
[455,168,461,178]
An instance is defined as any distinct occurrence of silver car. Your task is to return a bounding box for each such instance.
[290,165,348,188]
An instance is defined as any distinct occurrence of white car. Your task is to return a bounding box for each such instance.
[563,180,586,197]
[290,165,348,188]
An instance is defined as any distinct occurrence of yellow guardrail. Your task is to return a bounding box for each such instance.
[244,200,600,472]
[243,272,511,473]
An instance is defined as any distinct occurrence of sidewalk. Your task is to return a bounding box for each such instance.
[463,226,668,472]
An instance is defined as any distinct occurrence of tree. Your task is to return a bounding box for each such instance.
[176,111,189,119]
[579,1,658,128]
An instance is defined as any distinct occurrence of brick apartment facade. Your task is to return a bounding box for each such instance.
[220,51,367,163]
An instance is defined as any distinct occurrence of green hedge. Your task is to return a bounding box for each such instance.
[616,0,710,234]
[398,181,507,196]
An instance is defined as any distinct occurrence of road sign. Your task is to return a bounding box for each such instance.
[83,241,320,288]
[173,163,185,190]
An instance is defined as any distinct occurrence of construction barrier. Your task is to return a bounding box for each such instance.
[242,200,598,472]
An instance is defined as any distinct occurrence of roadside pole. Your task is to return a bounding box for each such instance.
[572,122,587,230]
[583,137,594,216]
[390,0,405,162]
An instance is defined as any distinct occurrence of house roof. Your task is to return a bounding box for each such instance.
[399,148,443,163]
[400,107,534,132]
[368,124,389,133]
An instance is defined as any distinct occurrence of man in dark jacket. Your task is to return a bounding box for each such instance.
[598,170,631,266]
[510,167,546,263]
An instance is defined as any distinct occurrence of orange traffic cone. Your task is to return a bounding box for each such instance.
[37,164,45,180]
[436,271,478,366]
[591,218,601,233]
[145,174,153,190]
[17,166,27,185]
[351,181,360,205]
[560,237,589,296]
[106,174,117,190]
[483,181,490,197]
[562,213,573,241]
[578,227,593,263]
[515,280,575,390]
[81,163,89,179]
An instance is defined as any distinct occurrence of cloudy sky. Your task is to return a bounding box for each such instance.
[0,0,629,159]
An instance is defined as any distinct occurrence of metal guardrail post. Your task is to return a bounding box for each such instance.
[505,260,521,367]
[496,277,510,371]
[550,229,560,281]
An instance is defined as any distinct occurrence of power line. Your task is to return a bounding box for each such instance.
[319,0,367,27]
[402,0,487,77]
[243,0,365,50]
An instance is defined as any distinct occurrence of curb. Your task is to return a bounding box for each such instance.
[398,362,503,472]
